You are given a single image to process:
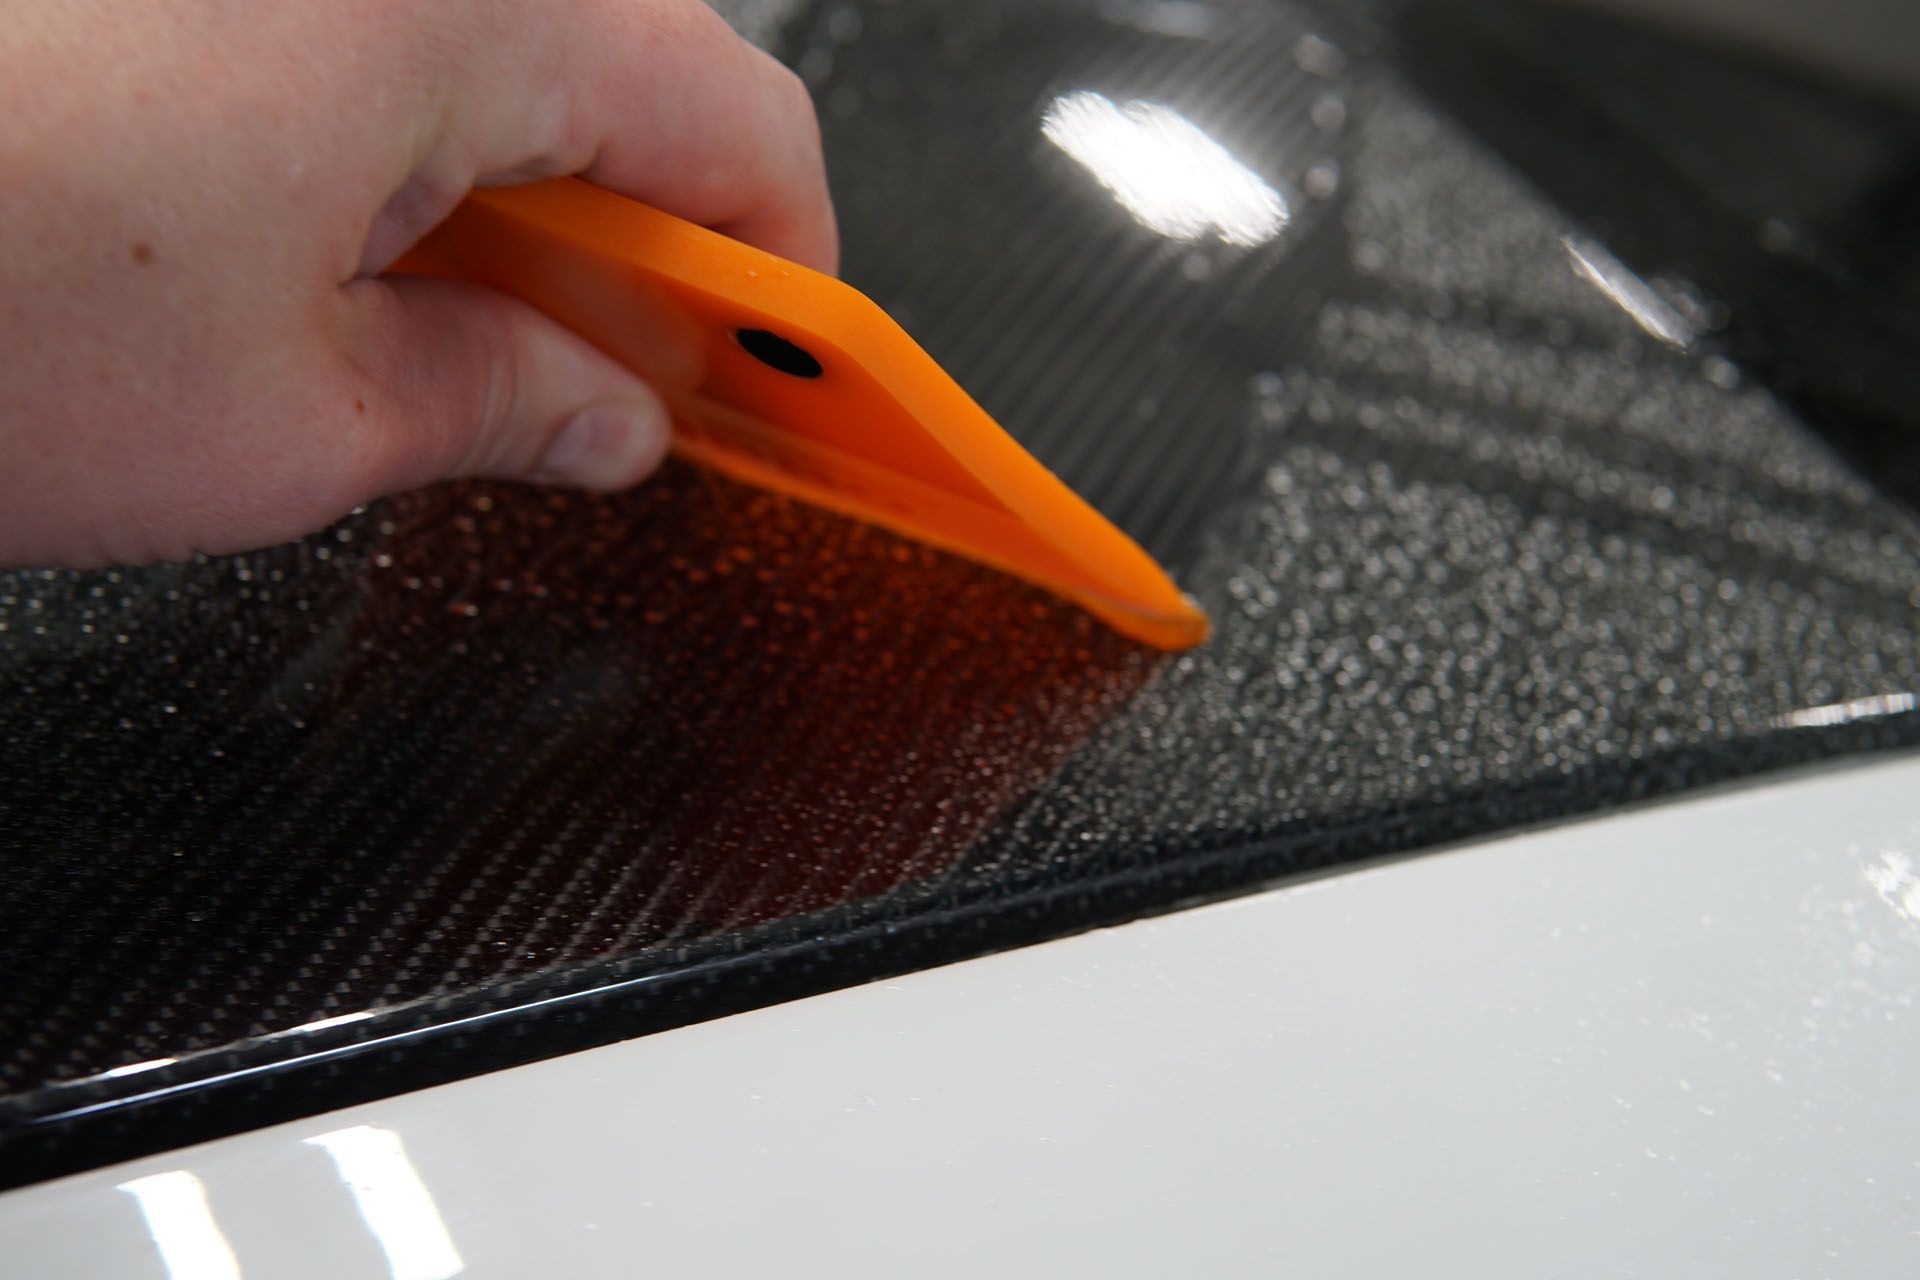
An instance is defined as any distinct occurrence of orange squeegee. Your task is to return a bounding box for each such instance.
[394,177,1208,650]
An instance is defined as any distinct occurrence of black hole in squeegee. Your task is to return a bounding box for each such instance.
[736,328,823,379]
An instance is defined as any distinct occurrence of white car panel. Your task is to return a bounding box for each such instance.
[5,754,1919,1277]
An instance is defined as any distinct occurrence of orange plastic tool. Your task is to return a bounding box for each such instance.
[395,178,1209,649]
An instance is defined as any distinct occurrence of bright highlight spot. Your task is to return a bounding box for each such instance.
[306,1126,464,1280]
[1042,91,1289,248]
[1774,691,1917,729]
[117,1170,241,1280]
[1865,850,1920,926]
[1563,236,1696,348]
[275,1009,378,1036]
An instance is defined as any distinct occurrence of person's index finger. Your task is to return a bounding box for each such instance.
[504,0,837,274]
[694,47,839,276]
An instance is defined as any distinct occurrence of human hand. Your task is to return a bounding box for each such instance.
[0,0,835,567]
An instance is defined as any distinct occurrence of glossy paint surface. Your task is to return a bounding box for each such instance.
[5,755,1920,1277]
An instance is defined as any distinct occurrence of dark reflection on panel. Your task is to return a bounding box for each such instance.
[4,0,1920,1187]
[1390,0,1920,513]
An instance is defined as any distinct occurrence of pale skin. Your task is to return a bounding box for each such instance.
[0,0,837,567]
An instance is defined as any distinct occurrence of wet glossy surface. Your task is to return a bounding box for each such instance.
[3,0,1918,1183]
[7,756,1920,1277]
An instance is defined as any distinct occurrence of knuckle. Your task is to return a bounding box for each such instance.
[764,56,820,134]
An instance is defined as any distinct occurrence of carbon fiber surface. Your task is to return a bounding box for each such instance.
[3,0,1919,1185]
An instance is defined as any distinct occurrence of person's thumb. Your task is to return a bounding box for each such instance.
[340,273,673,496]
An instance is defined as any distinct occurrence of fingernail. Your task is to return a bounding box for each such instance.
[536,395,671,489]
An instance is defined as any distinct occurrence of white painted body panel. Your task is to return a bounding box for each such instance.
[6,755,1919,1277]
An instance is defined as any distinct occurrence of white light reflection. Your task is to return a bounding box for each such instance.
[1774,691,1917,729]
[1041,91,1289,248]
[1865,851,1920,926]
[271,1009,378,1037]
[306,1126,463,1280]
[99,1056,178,1079]
[117,1170,241,1280]
[1562,236,1696,348]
